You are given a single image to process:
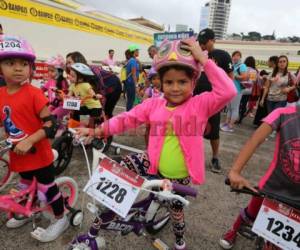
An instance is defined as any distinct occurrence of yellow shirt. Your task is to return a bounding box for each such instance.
[69,82,101,109]
[158,107,188,179]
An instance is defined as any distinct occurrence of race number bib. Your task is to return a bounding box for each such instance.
[84,158,145,218]
[252,199,300,250]
[0,40,22,52]
[63,98,81,110]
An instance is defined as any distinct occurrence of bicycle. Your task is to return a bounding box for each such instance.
[224,178,300,250]
[67,131,198,250]
[0,138,84,238]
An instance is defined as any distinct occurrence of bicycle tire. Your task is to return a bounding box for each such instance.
[0,157,13,192]
[52,131,73,176]
[145,201,170,234]
[42,176,78,220]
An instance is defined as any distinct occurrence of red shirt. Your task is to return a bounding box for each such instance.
[0,84,53,172]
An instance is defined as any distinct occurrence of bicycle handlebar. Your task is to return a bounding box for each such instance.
[142,179,197,206]
[0,139,36,155]
[225,178,262,197]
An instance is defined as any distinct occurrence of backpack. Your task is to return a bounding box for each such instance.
[120,63,132,83]
[236,63,246,89]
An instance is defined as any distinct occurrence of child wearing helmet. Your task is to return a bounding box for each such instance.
[68,63,102,127]
[143,67,163,99]
[42,55,69,123]
[76,38,236,249]
[0,35,69,242]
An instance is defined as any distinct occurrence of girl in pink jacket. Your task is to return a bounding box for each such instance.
[76,38,236,250]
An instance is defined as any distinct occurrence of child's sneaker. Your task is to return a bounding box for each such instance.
[174,240,186,250]
[219,229,237,249]
[31,215,69,242]
[6,217,31,228]
[221,125,234,133]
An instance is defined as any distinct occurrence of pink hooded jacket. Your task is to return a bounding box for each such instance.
[102,60,237,184]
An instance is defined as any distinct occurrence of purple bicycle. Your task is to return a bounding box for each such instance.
[69,178,197,250]
[67,130,197,250]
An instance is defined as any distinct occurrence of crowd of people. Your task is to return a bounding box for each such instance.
[0,26,300,250]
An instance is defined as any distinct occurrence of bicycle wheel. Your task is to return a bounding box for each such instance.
[0,157,13,192]
[145,201,170,234]
[42,176,78,220]
[52,131,73,176]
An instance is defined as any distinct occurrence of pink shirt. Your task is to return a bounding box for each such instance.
[101,60,237,184]
[42,79,56,103]
[103,57,116,66]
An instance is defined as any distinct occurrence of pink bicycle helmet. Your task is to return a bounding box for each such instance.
[0,35,36,62]
[153,39,201,77]
[46,54,65,69]
[147,67,158,80]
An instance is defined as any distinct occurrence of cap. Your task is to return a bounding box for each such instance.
[197,28,215,45]
[128,44,140,52]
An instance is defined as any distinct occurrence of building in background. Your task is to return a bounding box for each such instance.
[129,17,164,32]
[199,0,231,40]
[176,24,188,32]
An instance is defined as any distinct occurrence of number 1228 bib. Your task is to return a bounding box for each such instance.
[84,158,145,218]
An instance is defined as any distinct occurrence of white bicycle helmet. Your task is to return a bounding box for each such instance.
[70,63,94,76]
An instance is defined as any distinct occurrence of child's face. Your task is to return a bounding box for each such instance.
[232,54,241,64]
[47,65,57,80]
[151,75,161,88]
[162,69,193,106]
[0,58,30,85]
[69,69,78,83]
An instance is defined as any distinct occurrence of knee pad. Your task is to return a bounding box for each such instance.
[37,182,61,203]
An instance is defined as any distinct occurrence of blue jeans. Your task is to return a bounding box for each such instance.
[266,100,287,114]
[125,81,136,111]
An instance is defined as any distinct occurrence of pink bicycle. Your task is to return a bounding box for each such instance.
[0,139,83,232]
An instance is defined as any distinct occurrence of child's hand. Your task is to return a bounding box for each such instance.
[14,139,33,155]
[180,39,208,65]
[74,128,90,137]
[228,170,257,193]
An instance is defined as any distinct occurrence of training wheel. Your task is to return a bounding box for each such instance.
[70,210,83,227]
[115,147,121,155]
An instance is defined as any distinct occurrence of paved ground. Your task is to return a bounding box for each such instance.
[0,100,275,250]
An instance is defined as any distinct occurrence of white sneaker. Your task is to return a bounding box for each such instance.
[221,125,234,133]
[6,217,31,228]
[31,215,69,242]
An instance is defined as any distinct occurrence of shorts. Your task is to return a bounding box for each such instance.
[204,112,220,140]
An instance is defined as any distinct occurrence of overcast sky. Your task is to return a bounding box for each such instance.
[76,0,300,37]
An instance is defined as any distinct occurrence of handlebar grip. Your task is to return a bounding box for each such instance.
[224,178,261,197]
[11,144,36,154]
[225,177,230,186]
[172,183,197,198]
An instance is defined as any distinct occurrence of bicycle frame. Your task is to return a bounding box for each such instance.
[0,177,42,218]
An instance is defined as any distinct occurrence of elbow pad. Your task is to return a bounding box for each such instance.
[42,115,59,139]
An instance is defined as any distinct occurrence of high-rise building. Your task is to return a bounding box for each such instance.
[199,0,231,40]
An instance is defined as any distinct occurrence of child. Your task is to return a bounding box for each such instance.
[143,67,163,99]
[41,55,69,123]
[0,35,68,242]
[219,106,300,249]
[68,63,102,128]
[76,38,236,249]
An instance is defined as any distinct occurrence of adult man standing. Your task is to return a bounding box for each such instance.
[194,28,234,173]
[102,49,116,67]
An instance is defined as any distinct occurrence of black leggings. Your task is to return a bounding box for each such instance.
[119,152,189,245]
[19,165,64,217]
[104,86,122,118]
[238,94,251,123]
[72,106,102,124]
